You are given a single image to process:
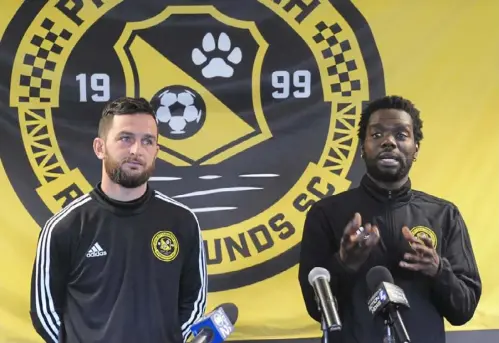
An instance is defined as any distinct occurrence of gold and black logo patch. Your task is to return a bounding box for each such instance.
[151,231,179,262]
[410,226,438,249]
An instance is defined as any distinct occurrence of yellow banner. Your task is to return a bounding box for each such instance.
[0,1,498,342]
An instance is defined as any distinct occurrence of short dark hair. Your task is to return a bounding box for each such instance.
[358,95,423,145]
[98,97,156,138]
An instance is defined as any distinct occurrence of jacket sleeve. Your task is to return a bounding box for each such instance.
[30,215,72,343]
[431,205,482,325]
[298,203,357,322]
[179,214,208,342]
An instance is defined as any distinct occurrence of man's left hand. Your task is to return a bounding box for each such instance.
[399,226,440,277]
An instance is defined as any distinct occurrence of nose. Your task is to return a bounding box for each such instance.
[129,140,143,155]
[381,134,396,149]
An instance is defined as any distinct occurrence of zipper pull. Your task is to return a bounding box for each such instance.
[388,190,392,199]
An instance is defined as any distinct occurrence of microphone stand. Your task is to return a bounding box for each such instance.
[382,318,396,343]
[383,307,410,343]
[315,298,328,343]
[321,312,329,343]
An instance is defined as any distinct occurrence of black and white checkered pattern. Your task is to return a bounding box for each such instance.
[18,18,72,103]
[313,21,360,97]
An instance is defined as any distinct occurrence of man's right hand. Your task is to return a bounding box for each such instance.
[339,212,380,270]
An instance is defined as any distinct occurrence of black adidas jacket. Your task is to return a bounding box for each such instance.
[298,175,481,343]
[30,184,207,343]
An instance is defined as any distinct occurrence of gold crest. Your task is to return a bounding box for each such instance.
[410,226,437,249]
[151,231,179,262]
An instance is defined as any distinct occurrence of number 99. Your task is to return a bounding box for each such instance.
[271,70,311,99]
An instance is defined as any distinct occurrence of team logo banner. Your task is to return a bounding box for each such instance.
[0,0,497,341]
[1,0,382,291]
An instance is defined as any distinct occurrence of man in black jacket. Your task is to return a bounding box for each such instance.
[30,97,207,343]
[298,95,481,343]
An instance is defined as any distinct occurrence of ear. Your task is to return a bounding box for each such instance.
[414,143,419,159]
[360,144,365,158]
[93,137,106,160]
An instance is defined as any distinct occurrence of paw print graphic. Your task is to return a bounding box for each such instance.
[191,32,242,79]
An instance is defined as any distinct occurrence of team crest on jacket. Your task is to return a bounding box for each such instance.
[410,226,437,249]
[152,231,179,262]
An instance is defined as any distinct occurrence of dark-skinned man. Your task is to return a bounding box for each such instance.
[298,95,481,343]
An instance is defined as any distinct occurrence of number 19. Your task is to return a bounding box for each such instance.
[76,73,110,102]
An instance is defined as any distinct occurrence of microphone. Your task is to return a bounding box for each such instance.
[190,303,238,343]
[308,267,342,331]
[366,266,411,343]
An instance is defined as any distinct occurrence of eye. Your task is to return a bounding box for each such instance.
[119,135,132,142]
[142,138,154,145]
[371,132,382,138]
[396,132,408,139]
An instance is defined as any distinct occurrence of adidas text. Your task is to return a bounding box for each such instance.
[86,251,107,258]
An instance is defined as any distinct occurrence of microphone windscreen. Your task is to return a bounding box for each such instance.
[366,266,394,292]
[219,303,239,324]
[308,267,330,285]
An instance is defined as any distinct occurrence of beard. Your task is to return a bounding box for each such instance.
[364,154,413,183]
[104,154,155,188]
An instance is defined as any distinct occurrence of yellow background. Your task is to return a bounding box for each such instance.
[1,1,498,341]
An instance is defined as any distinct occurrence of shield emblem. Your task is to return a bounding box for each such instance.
[114,6,271,166]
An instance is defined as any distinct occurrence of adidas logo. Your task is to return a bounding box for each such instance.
[86,242,107,258]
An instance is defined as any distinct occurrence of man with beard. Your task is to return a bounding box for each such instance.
[29,97,207,343]
[298,95,481,343]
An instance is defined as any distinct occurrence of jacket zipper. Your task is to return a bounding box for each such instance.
[385,190,394,253]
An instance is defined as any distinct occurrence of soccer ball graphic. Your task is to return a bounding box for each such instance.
[152,86,206,139]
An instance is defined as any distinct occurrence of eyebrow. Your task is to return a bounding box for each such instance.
[368,123,411,131]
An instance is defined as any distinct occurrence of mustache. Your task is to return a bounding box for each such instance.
[376,152,402,161]
[121,157,145,165]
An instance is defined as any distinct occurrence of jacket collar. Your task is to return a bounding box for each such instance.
[360,174,412,203]
[91,182,153,216]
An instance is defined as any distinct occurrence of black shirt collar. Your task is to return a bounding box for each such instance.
[360,174,412,204]
[91,182,153,216]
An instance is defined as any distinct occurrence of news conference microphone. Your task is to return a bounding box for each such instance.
[190,303,238,343]
[308,267,342,331]
[366,266,411,343]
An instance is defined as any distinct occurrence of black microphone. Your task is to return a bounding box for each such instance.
[366,266,411,343]
[308,267,342,331]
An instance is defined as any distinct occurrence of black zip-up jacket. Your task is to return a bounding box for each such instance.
[298,175,481,343]
[30,184,207,343]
